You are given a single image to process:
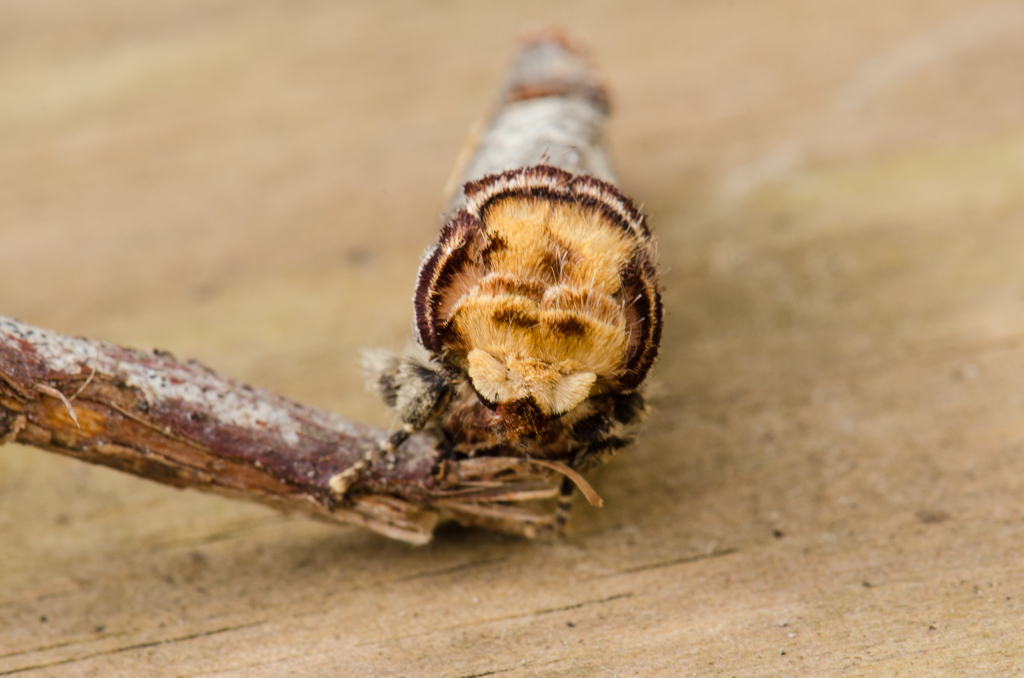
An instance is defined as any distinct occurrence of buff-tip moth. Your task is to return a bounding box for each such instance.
[331,30,662,532]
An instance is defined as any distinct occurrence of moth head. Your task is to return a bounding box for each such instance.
[415,165,662,440]
[469,347,595,408]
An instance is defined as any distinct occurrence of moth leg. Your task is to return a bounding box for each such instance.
[553,475,576,532]
[328,423,418,495]
[330,347,454,497]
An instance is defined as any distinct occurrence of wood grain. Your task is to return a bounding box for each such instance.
[2,0,1024,675]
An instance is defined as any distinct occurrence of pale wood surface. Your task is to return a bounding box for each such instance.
[3,1,1024,675]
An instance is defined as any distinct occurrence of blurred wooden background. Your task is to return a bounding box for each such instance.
[2,0,1024,675]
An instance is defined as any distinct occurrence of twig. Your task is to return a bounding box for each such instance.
[0,317,443,544]
[443,28,614,213]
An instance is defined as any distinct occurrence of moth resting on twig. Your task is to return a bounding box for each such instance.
[333,32,663,531]
[0,31,660,544]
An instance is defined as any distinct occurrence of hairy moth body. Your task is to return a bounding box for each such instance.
[402,164,661,464]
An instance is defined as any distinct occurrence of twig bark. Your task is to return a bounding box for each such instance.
[443,29,614,212]
[0,31,620,544]
[0,317,443,543]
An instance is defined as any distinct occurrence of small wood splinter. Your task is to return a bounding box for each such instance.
[0,30,661,544]
[34,383,81,431]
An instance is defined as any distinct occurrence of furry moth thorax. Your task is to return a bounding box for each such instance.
[403,164,661,454]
